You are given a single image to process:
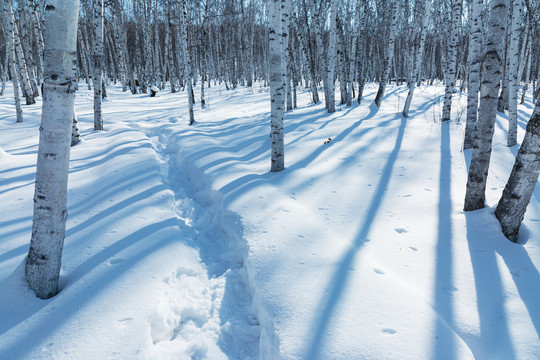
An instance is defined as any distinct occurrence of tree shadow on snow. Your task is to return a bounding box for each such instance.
[305,114,407,359]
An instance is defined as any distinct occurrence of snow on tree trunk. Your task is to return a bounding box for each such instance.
[93,0,104,131]
[464,0,508,212]
[269,0,289,172]
[507,0,523,147]
[495,98,540,242]
[26,0,80,299]
[402,0,432,118]
[441,0,462,122]
[463,0,484,150]
[72,109,81,146]
[374,1,399,108]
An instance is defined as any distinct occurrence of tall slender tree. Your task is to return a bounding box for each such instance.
[464,0,509,211]
[26,0,80,299]
[441,0,462,122]
[463,0,484,150]
[93,0,104,130]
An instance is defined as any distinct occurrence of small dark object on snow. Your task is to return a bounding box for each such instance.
[324,137,332,144]
[150,85,160,97]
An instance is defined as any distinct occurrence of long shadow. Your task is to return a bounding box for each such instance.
[464,213,516,359]
[431,122,457,359]
[219,104,380,198]
[495,240,540,341]
[305,115,407,359]
[0,218,180,358]
[65,184,167,237]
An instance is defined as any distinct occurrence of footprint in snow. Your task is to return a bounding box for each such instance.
[109,258,125,265]
[373,268,385,275]
[409,246,418,251]
[394,228,408,234]
[382,328,397,335]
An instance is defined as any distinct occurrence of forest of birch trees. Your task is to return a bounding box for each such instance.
[1,0,540,297]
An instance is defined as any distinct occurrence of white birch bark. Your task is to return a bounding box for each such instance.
[179,0,194,125]
[463,0,484,150]
[441,0,462,122]
[464,0,508,211]
[495,97,540,241]
[26,0,80,299]
[4,0,35,105]
[507,0,524,147]
[269,0,288,172]
[326,0,337,113]
[347,3,363,107]
[93,0,104,130]
[374,1,399,108]
[402,0,432,118]
[26,0,44,83]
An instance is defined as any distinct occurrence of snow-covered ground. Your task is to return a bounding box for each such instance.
[1,81,539,359]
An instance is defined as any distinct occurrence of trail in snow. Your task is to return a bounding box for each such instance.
[137,123,262,359]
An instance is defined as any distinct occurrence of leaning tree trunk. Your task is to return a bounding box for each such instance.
[374,1,399,108]
[463,0,484,150]
[464,0,508,212]
[441,0,462,122]
[26,0,80,299]
[402,0,432,118]
[269,0,288,172]
[93,0,104,130]
[495,97,540,242]
[506,0,524,147]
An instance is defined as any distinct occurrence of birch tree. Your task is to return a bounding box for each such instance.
[93,0,104,130]
[495,97,540,242]
[179,0,195,125]
[325,0,337,113]
[402,0,432,118]
[464,0,509,211]
[441,0,462,122]
[374,0,399,108]
[507,0,524,147]
[269,0,289,172]
[26,0,80,299]
[463,0,484,150]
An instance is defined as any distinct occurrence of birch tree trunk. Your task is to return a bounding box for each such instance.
[463,0,484,150]
[26,0,44,84]
[26,0,80,299]
[93,0,104,130]
[269,0,288,172]
[4,0,35,105]
[179,0,194,125]
[326,0,337,113]
[464,0,508,212]
[374,1,399,108]
[347,3,363,107]
[495,97,540,242]
[507,0,523,147]
[441,0,462,122]
[402,0,432,118]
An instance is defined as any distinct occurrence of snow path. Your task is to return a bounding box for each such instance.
[134,122,262,359]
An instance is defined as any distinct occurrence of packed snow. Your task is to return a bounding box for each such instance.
[1,81,539,359]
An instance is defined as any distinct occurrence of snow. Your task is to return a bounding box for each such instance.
[1,81,539,359]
